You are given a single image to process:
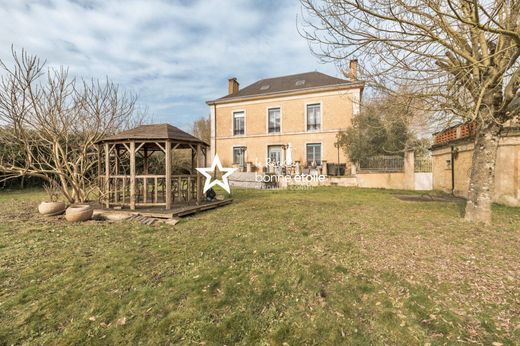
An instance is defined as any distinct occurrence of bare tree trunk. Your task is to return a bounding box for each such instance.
[464,123,501,224]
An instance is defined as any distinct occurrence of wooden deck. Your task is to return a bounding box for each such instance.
[94,199,233,219]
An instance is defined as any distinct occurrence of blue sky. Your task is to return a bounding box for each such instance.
[0,0,341,131]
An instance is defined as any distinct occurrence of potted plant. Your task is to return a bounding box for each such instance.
[38,183,66,216]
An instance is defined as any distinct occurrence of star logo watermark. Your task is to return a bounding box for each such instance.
[196,154,237,193]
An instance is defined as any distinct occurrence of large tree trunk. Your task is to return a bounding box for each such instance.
[464,123,501,224]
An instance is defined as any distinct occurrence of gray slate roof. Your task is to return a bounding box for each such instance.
[99,124,207,145]
[210,71,360,103]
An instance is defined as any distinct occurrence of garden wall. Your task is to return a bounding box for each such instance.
[355,172,406,189]
[431,134,520,206]
[228,150,432,191]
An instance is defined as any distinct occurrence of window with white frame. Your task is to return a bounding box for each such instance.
[233,111,244,136]
[306,103,321,131]
[306,143,321,165]
[233,146,246,166]
[267,145,282,166]
[268,108,281,133]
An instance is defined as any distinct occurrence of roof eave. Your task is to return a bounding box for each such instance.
[96,137,209,145]
[206,81,365,105]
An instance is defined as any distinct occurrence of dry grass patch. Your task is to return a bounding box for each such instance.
[0,187,519,344]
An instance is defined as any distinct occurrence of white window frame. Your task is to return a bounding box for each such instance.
[232,145,247,166]
[266,106,282,134]
[304,102,322,132]
[305,142,323,166]
[232,110,246,136]
[266,143,284,166]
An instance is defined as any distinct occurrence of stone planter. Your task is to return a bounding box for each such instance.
[38,201,66,216]
[65,204,93,222]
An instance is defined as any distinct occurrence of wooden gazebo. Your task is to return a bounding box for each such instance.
[97,124,208,210]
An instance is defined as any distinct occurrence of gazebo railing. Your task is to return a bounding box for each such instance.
[101,174,198,208]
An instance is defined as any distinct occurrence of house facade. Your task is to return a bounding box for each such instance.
[206,62,364,173]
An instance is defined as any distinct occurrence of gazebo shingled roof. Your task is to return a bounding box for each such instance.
[99,123,208,146]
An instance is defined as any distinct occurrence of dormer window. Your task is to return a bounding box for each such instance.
[260,85,270,91]
[295,80,305,86]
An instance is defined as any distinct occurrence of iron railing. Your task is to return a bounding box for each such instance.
[414,157,432,172]
[358,155,404,172]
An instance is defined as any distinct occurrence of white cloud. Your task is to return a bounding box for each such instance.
[0,0,340,131]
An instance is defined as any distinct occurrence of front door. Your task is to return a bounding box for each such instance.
[268,145,282,166]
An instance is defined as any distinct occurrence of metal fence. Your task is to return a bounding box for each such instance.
[358,155,404,172]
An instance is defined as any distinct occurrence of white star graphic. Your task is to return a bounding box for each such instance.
[196,154,237,194]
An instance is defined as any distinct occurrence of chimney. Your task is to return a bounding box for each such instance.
[349,59,358,80]
[228,77,239,95]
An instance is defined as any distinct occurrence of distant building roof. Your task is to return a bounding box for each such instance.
[98,123,208,145]
[208,71,363,104]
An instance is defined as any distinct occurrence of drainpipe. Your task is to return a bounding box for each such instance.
[450,145,458,195]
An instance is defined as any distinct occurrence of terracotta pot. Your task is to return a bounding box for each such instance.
[38,201,66,216]
[65,204,93,222]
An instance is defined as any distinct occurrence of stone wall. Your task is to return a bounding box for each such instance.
[355,172,406,189]
[431,134,520,206]
[228,150,428,191]
[228,172,264,189]
[355,151,418,190]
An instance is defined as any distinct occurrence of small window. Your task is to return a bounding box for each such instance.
[260,85,270,90]
[268,108,281,133]
[306,103,321,131]
[233,147,246,166]
[233,111,244,136]
[306,143,321,165]
[295,80,305,86]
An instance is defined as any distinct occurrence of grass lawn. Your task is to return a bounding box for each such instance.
[0,187,519,345]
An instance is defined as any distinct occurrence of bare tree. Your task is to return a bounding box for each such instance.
[301,0,520,223]
[0,48,142,203]
[192,116,210,144]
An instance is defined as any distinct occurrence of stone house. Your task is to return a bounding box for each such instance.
[206,61,363,173]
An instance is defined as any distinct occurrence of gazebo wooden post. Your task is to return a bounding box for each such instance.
[97,144,102,199]
[130,141,136,210]
[104,143,110,208]
[143,147,148,204]
[165,140,172,209]
[196,143,203,204]
[191,147,195,174]
[143,148,148,174]
[114,147,119,204]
